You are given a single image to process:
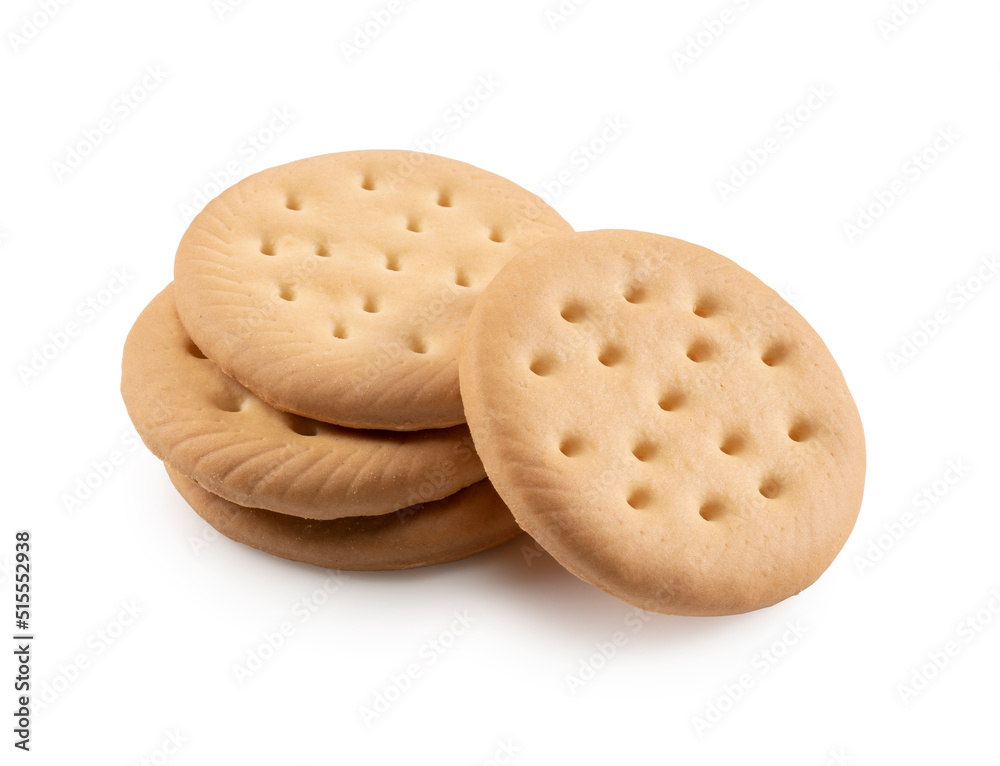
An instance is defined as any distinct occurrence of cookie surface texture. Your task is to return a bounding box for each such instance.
[165,465,521,571]
[173,150,573,430]
[122,286,484,519]
[459,230,866,616]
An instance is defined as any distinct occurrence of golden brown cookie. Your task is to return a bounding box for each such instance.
[122,285,484,519]
[173,150,572,430]
[165,464,521,570]
[459,230,866,616]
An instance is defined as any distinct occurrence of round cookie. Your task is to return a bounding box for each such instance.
[165,465,522,571]
[122,285,485,519]
[459,230,866,616]
[173,150,573,431]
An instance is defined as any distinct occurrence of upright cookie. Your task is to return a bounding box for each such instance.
[166,465,521,571]
[173,150,572,430]
[460,230,866,616]
[122,286,484,519]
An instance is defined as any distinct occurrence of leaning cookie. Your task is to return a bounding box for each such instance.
[460,230,866,616]
[165,464,522,571]
[122,285,484,519]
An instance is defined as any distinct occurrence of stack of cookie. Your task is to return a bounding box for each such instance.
[121,151,572,570]
[124,150,867,615]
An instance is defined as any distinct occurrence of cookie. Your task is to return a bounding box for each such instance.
[173,150,572,431]
[122,285,484,519]
[459,230,866,616]
[165,464,521,571]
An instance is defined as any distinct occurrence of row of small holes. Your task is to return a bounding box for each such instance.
[559,424,810,462]
[357,175,453,209]
[684,340,787,367]
[613,477,786,520]
[354,175,502,240]
[630,494,785,519]
[621,284,718,317]
[698,479,784,520]
[260,241,473,288]
[403,218,506,242]
[328,322,428,354]
[558,294,784,366]
[535,358,814,444]
[211,397,326,439]
[283,292,381,312]
[532,338,785,370]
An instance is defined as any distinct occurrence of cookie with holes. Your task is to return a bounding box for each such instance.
[173,150,572,431]
[165,465,521,570]
[460,230,866,616]
[122,286,485,519]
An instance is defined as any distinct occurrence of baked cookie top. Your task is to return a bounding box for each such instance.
[459,230,866,615]
[173,150,572,430]
[122,285,485,519]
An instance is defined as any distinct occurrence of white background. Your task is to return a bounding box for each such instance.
[3,0,999,763]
